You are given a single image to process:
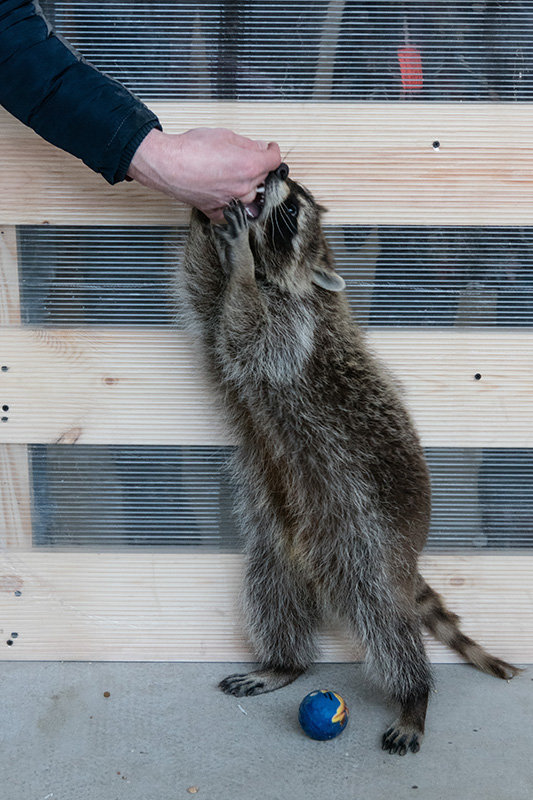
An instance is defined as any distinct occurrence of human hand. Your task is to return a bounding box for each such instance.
[127,127,281,222]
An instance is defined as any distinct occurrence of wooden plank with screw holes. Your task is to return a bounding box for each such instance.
[0,327,531,447]
[0,552,530,662]
[0,226,32,548]
[2,103,533,225]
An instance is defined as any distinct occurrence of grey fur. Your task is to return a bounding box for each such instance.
[177,173,519,756]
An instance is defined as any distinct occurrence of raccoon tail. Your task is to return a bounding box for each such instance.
[416,575,522,680]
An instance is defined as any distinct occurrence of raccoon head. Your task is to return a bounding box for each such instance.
[245,164,346,296]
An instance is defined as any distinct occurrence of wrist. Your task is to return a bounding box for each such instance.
[118,119,162,183]
[127,128,177,191]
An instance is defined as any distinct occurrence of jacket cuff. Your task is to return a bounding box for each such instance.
[112,117,163,185]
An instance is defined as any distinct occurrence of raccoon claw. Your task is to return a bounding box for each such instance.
[213,199,254,275]
[220,198,249,240]
[382,725,421,755]
[219,674,265,697]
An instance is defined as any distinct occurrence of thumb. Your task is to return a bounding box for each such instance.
[259,141,282,172]
[240,139,282,178]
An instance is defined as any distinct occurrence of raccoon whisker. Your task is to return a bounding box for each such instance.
[272,207,284,250]
[275,205,287,229]
[276,206,283,233]
[277,205,290,226]
[265,209,278,255]
[278,212,297,240]
[282,144,297,161]
[277,204,296,239]
[278,205,297,234]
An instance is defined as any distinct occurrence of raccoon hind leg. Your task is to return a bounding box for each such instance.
[342,567,433,755]
[219,542,320,698]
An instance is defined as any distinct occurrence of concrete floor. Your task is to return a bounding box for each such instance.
[1,662,531,800]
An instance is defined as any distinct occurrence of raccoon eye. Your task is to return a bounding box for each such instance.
[286,202,298,217]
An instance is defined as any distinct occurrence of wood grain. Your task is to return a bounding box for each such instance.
[2,103,533,225]
[0,445,32,549]
[0,327,531,447]
[0,227,20,326]
[0,551,529,661]
[0,226,32,548]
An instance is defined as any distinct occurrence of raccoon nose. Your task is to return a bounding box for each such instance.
[275,163,289,181]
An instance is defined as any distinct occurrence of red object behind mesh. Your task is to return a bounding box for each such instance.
[398,45,423,93]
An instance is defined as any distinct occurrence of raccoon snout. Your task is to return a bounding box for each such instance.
[274,163,289,181]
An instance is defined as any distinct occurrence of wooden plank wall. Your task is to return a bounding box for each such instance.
[2,103,533,226]
[0,328,532,448]
[0,553,530,662]
[0,227,33,550]
[0,103,532,661]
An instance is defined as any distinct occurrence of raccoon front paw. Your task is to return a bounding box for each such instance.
[215,198,249,244]
[213,199,254,278]
[382,722,423,755]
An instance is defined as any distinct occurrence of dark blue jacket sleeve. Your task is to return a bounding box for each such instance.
[0,0,161,183]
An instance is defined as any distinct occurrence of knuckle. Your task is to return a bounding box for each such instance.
[241,154,258,177]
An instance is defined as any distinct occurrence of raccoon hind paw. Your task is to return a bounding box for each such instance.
[382,723,423,756]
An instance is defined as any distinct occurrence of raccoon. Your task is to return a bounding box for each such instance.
[179,163,520,755]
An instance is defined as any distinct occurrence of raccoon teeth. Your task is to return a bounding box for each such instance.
[245,207,255,218]
[256,185,265,194]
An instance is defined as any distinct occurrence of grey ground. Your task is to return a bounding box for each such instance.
[1,662,531,800]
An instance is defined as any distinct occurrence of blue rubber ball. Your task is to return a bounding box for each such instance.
[298,690,349,740]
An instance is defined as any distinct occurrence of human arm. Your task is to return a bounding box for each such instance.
[0,0,161,183]
[0,1,281,219]
[127,127,282,222]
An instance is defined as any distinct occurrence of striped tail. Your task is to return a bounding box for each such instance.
[416,575,522,681]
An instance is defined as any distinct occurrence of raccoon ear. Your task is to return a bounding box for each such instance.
[311,268,346,293]
[316,203,329,215]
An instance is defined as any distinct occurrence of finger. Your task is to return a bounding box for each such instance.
[239,188,259,206]
[242,138,269,151]
[238,136,281,161]
[247,168,278,194]
[263,141,282,170]
[228,131,261,150]
[248,142,282,181]
[203,207,226,224]
[233,133,266,151]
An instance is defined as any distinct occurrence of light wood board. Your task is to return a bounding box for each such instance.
[0,327,531,447]
[2,103,533,225]
[0,551,530,662]
[0,226,32,548]
[0,445,32,549]
[0,227,20,326]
